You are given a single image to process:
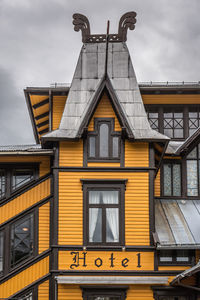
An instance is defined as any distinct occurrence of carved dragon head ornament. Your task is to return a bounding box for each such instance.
[72,11,137,43]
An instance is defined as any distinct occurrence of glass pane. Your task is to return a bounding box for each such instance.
[173,164,181,196]
[106,208,119,242]
[11,214,34,267]
[99,124,109,157]
[89,191,118,204]
[112,137,119,158]
[174,112,183,118]
[89,137,96,157]
[163,164,172,196]
[159,250,173,262]
[149,112,158,118]
[0,231,3,273]
[187,147,197,159]
[19,292,32,300]
[164,112,173,118]
[187,160,198,196]
[89,208,102,242]
[176,250,189,262]
[89,191,100,204]
[12,169,34,190]
[189,128,197,136]
[164,128,173,138]
[189,112,198,118]
[174,129,183,138]
[0,170,5,199]
[102,191,118,204]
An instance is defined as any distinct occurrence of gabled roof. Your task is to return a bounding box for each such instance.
[42,14,169,142]
[175,127,200,155]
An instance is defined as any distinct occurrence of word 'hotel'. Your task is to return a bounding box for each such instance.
[1,11,200,300]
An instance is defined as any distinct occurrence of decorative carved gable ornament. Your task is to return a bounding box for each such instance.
[72,12,137,43]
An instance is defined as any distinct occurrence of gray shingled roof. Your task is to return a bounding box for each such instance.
[0,144,53,154]
[43,42,169,142]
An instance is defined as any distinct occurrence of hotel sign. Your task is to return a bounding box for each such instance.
[59,251,154,271]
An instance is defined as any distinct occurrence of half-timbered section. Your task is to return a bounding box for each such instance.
[1,10,200,300]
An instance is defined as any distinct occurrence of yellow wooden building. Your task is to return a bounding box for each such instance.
[1,11,200,300]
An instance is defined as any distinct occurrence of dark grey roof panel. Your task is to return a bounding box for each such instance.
[178,200,200,243]
[155,200,175,245]
[155,199,200,247]
[43,41,169,141]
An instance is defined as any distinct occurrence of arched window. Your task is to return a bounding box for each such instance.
[87,119,121,161]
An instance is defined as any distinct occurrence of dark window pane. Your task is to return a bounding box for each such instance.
[0,170,5,199]
[0,231,3,273]
[112,137,119,158]
[89,208,102,242]
[11,214,34,267]
[12,169,34,190]
[99,124,109,157]
[176,250,189,262]
[159,250,173,262]
[187,160,198,196]
[19,292,33,300]
[89,137,96,157]
[163,164,172,196]
[173,164,181,196]
[106,208,119,242]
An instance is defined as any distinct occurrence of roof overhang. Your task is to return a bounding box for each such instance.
[55,276,169,285]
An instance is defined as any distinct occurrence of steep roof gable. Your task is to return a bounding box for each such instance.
[43,12,169,142]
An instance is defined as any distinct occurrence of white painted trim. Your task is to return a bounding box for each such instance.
[55,276,168,285]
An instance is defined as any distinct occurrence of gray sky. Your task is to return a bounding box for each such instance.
[0,0,200,145]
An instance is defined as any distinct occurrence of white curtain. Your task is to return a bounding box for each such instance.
[89,191,100,204]
[102,191,118,204]
[106,208,119,242]
[89,208,99,242]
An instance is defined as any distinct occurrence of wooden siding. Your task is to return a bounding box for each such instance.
[52,95,67,130]
[0,178,51,225]
[57,284,154,300]
[154,170,160,197]
[38,280,49,300]
[39,202,50,254]
[127,285,154,300]
[59,172,149,246]
[125,142,149,167]
[59,141,83,167]
[158,266,190,271]
[87,162,121,167]
[0,256,49,298]
[0,156,50,177]
[88,92,121,131]
[142,94,200,104]
[58,284,82,300]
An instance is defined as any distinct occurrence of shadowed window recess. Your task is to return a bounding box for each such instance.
[158,250,193,265]
[0,165,38,201]
[87,119,121,161]
[11,214,34,268]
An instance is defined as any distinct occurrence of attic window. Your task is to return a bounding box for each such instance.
[87,119,121,162]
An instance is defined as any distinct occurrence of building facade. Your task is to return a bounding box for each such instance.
[0,11,200,300]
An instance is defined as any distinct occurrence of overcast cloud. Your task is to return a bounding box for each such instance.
[0,0,200,145]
